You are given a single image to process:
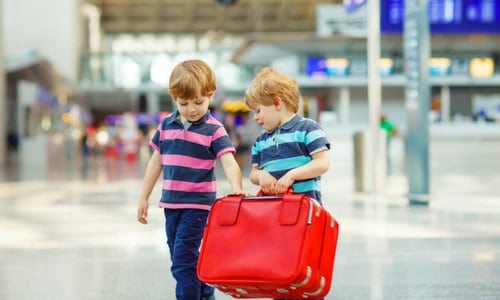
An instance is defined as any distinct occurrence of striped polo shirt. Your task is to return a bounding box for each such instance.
[251,114,330,202]
[150,111,235,210]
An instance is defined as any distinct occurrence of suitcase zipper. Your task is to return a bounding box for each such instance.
[307,203,313,224]
[307,200,320,225]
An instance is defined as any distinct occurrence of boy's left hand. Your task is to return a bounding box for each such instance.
[275,174,294,195]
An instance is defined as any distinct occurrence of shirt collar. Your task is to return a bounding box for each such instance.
[165,110,211,126]
[267,114,300,136]
[279,114,301,130]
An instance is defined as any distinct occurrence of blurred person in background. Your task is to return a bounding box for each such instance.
[380,114,397,175]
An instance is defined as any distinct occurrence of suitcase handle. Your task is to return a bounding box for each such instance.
[255,187,295,197]
[224,188,294,201]
[217,189,306,226]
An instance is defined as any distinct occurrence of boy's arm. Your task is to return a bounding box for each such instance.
[137,150,162,224]
[275,149,330,194]
[219,152,244,194]
[249,164,261,186]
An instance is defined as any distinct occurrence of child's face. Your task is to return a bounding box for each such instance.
[250,104,281,132]
[175,96,211,122]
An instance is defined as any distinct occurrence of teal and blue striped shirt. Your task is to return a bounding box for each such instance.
[251,114,330,202]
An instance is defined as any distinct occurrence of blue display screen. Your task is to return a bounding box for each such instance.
[305,57,328,78]
[305,57,351,77]
[381,0,500,34]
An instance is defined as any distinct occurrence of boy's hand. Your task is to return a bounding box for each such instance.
[137,199,149,224]
[231,190,252,196]
[275,173,294,195]
[258,170,278,195]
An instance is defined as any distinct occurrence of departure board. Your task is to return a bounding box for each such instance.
[381,0,500,34]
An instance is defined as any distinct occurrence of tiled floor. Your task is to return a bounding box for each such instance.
[1,133,499,300]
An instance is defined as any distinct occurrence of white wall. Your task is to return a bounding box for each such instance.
[3,0,81,80]
[17,81,48,169]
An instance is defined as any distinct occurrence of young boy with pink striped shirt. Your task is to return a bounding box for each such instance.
[137,59,244,300]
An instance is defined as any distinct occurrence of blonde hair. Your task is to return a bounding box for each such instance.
[244,67,300,113]
[168,59,216,100]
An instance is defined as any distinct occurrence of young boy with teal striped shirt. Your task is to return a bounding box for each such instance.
[244,67,331,300]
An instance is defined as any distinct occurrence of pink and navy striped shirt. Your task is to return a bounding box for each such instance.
[150,111,235,211]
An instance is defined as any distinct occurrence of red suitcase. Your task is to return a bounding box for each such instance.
[197,190,339,298]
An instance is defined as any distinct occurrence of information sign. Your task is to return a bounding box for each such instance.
[381,0,500,34]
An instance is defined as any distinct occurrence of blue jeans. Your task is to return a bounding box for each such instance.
[164,209,214,300]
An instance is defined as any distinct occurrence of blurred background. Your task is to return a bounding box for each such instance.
[1,0,500,177]
[1,1,500,300]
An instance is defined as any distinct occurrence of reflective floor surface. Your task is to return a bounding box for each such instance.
[1,134,500,300]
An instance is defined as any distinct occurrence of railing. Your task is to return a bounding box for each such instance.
[79,52,254,91]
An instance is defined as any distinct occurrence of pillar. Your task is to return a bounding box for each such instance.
[441,86,450,123]
[338,87,350,125]
[404,0,431,205]
[0,0,6,166]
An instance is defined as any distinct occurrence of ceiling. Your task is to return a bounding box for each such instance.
[87,0,342,35]
[87,0,500,65]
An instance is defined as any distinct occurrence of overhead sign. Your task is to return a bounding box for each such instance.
[381,0,500,34]
[317,4,367,37]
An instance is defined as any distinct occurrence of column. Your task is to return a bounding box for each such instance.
[338,87,350,125]
[147,92,160,115]
[404,0,431,205]
[441,86,450,123]
[367,0,384,193]
[0,0,6,166]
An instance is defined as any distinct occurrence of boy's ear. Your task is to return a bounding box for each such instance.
[273,96,282,108]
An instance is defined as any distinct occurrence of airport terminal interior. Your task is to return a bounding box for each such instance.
[1,0,500,299]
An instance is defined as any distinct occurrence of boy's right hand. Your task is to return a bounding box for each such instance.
[258,171,279,195]
[137,199,149,224]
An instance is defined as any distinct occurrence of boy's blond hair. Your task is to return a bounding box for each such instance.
[169,59,216,101]
[244,67,300,113]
